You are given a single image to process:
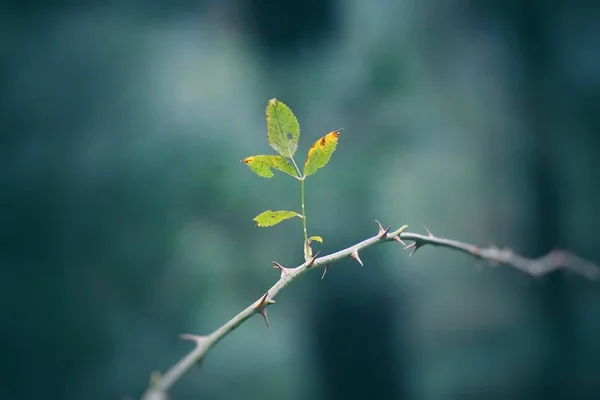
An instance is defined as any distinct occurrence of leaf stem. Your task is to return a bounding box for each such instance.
[289,156,302,178]
[300,175,309,260]
[287,156,309,259]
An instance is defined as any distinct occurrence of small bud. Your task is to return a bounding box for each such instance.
[350,250,364,266]
[150,371,162,387]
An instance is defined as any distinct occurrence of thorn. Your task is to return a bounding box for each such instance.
[393,236,406,246]
[180,334,208,347]
[350,250,363,266]
[321,264,330,280]
[404,242,421,256]
[272,261,293,277]
[254,291,276,309]
[424,226,434,237]
[258,308,270,327]
[306,251,320,268]
[272,261,284,271]
[179,335,207,371]
[254,291,276,328]
[374,220,391,238]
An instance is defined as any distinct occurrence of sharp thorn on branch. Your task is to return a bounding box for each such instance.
[272,261,292,277]
[253,291,275,328]
[350,250,364,266]
[321,264,330,280]
[258,308,270,327]
[306,251,320,268]
[393,236,406,246]
[179,334,208,347]
[404,242,421,256]
[254,291,275,309]
[424,226,434,237]
[375,220,392,238]
[256,291,269,308]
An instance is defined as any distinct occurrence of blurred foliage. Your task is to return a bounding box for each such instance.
[1,1,599,400]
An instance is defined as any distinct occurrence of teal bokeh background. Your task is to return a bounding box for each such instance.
[2,1,600,399]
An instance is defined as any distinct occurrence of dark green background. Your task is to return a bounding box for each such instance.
[1,1,599,399]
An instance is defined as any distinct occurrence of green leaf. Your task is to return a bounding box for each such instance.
[253,210,302,227]
[266,98,300,158]
[242,155,297,178]
[303,129,341,176]
[308,236,324,243]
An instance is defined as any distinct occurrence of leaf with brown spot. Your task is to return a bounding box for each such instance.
[303,129,341,176]
[253,210,302,227]
[242,155,297,178]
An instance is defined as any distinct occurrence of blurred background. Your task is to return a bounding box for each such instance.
[1,0,600,399]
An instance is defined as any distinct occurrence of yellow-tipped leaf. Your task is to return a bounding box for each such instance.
[303,130,341,176]
[242,155,297,178]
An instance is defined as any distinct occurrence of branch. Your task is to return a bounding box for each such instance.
[141,222,598,399]
[401,226,600,280]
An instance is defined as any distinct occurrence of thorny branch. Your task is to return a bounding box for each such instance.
[141,221,598,399]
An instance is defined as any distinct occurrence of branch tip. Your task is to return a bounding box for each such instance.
[395,224,409,234]
[350,250,364,266]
